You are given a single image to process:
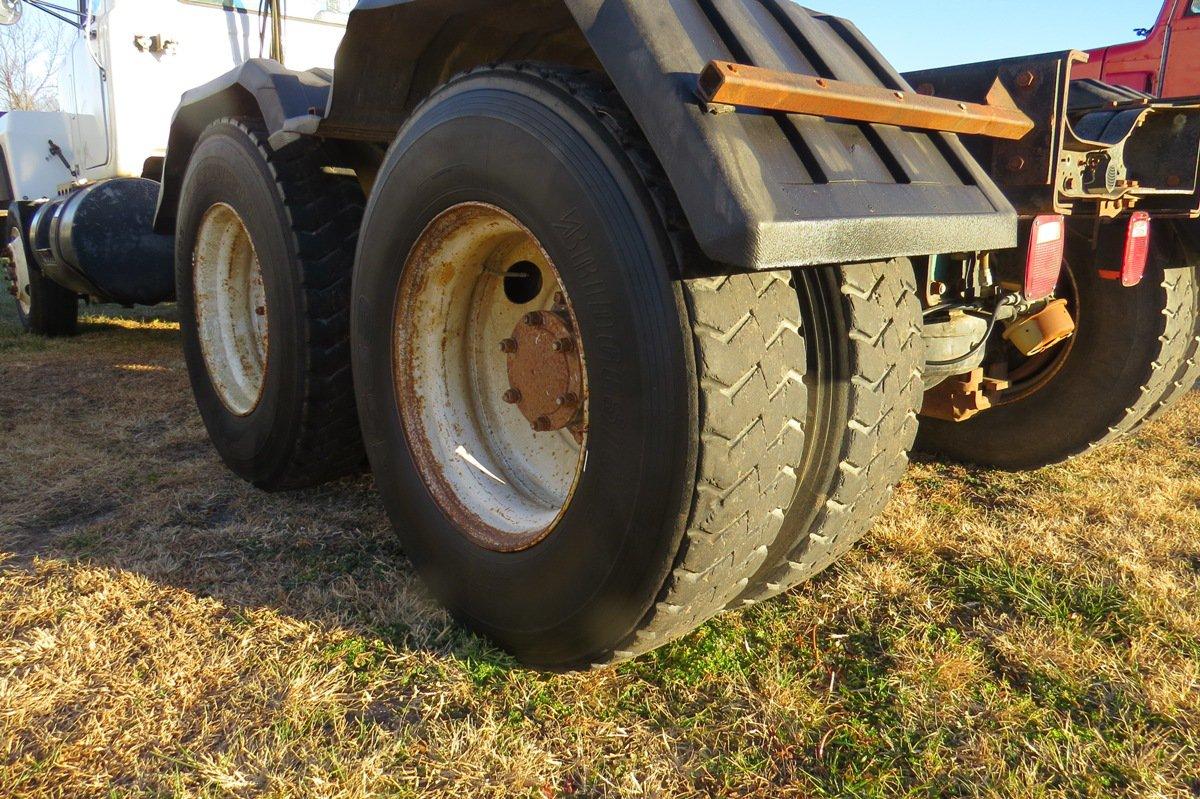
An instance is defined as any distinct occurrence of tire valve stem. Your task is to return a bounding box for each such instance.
[503,388,522,404]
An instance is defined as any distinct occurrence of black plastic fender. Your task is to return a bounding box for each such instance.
[319,0,1017,271]
[153,59,334,233]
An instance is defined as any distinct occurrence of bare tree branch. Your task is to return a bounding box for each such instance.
[0,12,70,111]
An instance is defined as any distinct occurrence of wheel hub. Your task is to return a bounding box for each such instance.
[501,301,585,438]
[192,203,269,417]
[393,202,589,552]
[6,224,32,316]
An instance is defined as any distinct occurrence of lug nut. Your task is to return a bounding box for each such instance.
[532,416,553,432]
[503,388,522,404]
[1007,156,1027,173]
[555,392,578,408]
[1016,70,1037,89]
[552,337,575,353]
[499,338,518,353]
[522,311,543,326]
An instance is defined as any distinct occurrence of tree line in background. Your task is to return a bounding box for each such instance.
[0,11,69,111]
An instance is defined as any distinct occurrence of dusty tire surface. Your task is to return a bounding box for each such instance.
[734,262,925,606]
[176,118,364,491]
[352,64,822,669]
[6,204,77,337]
[1130,249,1200,430]
[916,234,1197,470]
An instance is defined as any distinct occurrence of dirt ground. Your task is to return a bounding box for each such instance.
[0,302,1198,798]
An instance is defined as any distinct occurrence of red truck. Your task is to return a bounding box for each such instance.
[1077,0,1200,97]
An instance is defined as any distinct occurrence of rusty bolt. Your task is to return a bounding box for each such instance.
[929,281,947,295]
[1016,70,1037,90]
[1007,156,1027,172]
[255,306,266,316]
[552,337,575,353]
[532,416,553,432]
[499,338,518,354]
[555,392,579,408]
[503,388,522,404]
[1168,174,1183,188]
[523,311,543,327]
[916,82,935,96]
[553,291,565,305]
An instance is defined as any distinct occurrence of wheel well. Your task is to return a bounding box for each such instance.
[141,156,165,181]
[154,84,262,233]
[320,0,599,142]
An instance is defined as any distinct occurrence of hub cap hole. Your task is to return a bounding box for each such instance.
[503,260,543,305]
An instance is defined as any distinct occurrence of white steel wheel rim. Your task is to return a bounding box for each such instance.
[393,203,588,552]
[192,203,269,416]
[8,225,32,316]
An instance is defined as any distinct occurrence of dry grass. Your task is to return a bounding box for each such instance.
[1,301,1198,798]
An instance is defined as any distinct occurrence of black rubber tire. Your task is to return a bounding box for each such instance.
[176,118,365,491]
[5,205,78,336]
[916,233,1197,470]
[353,64,818,669]
[1129,241,1200,429]
[734,262,925,606]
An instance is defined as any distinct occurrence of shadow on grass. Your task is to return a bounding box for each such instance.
[0,303,520,678]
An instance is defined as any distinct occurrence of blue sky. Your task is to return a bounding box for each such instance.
[812,0,1165,72]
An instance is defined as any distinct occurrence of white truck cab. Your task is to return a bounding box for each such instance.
[0,0,348,200]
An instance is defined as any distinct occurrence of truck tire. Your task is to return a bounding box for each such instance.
[176,118,365,491]
[1129,256,1200,429]
[353,63,913,668]
[916,235,1199,470]
[732,263,924,607]
[5,204,78,336]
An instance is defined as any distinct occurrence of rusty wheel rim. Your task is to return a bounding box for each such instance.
[192,203,269,417]
[7,224,32,317]
[393,203,588,552]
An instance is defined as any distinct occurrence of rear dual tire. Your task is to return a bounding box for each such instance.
[352,65,923,668]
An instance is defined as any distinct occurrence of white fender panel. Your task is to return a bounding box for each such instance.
[0,112,80,201]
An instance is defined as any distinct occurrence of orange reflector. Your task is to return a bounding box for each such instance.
[1025,215,1066,301]
[1121,211,1151,287]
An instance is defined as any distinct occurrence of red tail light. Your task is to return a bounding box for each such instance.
[1121,211,1151,287]
[1025,215,1066,301]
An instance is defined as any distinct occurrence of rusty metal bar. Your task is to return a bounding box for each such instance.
[698,60,1035,141]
